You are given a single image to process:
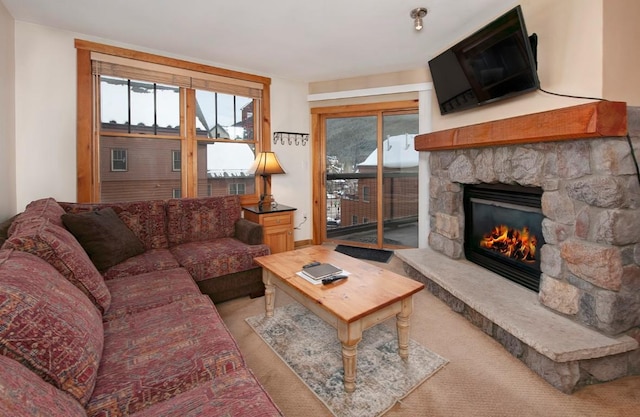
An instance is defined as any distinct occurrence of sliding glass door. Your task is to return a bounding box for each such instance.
[318,103,418,249]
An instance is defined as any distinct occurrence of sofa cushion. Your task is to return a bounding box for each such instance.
[0,354,88,417]
[103,267,201,321]
[166,196,242,246]
[7,197,66,235]
[130,368,283,417]
[170,237,270,282]
[60,200,169,250]
[62,207,146,271]
[88,296,245,416]
[101,248,181,280]
[0,249,104,406]
[4,218,111,313]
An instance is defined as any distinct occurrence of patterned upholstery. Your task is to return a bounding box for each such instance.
[0,249,104,406]
[60,200,169,250]
[1,196,281,415]
[166,196,242,246]
[170,237,270,282]
[3,218,111,314]
[7,197,66,235]
[87,296,246,417]
[4,218,111,313]
[101,248,181,281]
[131,368,283,417]
[103,267,201,321]
[0,355,87,417]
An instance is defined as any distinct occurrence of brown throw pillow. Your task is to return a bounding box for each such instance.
[62,207,145,271]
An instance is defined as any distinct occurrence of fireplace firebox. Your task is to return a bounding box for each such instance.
[463,183,544,291]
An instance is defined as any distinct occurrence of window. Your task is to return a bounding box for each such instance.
[229,183,246,195]
[172,150,181,171]
[172,188,181,198]
[111,149,127,171]
[194,90,258,198]
[75,40,271,203]
[362,186,370,203]
[352,215,358,225]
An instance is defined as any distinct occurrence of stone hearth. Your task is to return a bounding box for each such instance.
[401,102,640,392]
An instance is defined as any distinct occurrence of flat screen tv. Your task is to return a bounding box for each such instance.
[428,5,539,115]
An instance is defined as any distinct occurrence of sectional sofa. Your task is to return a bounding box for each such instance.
[0,196,282,416]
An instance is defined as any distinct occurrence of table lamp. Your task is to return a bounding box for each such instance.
[251,151,286,210]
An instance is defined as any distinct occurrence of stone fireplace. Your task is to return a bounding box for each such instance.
[396,101,640,393]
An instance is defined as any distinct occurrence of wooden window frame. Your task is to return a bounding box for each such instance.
[75,39,272,203]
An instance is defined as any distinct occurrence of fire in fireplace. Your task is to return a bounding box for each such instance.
[463,183,544,291]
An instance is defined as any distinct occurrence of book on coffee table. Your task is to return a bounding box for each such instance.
[300,263,342,280]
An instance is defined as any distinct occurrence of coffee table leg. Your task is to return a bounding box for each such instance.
[338,320,362,393]
[263,269,275,318]
[397,297,413,360]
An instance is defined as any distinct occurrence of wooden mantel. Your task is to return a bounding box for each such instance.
[415,101,628,151]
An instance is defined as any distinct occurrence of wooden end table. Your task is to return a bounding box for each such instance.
[253,245,424,392]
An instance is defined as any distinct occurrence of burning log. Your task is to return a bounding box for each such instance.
[480,225,537,262]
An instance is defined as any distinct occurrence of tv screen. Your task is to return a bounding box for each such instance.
[429,5,539,115]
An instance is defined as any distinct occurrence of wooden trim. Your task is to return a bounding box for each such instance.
[311,100,418,115]
[75,39,271,86]
[415,101,628,151]
[184,89,195,197]
[311,112,324,245]
[76,48,93,203]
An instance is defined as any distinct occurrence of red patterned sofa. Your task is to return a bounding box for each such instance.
[0,197,281,416]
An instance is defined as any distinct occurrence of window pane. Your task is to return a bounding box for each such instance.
[156,83,180,134]
[101,77,128,127]
[325,116,378,245]
[197,142,256,197]
[100,76,180,136]
[382,112,419,248]
[195,90,254,140]
[100,135,182,202]
[130,80,156,134]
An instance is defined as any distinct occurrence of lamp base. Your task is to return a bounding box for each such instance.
[258,194,276,211]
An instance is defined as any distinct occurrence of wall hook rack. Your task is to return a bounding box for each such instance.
[273,131,309,146]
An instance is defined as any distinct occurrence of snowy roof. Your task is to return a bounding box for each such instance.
[206,142,256,176]
[357,134,418,169]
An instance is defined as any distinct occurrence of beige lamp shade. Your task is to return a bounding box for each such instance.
[251,151,286,175]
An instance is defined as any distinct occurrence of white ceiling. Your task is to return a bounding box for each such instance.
[1,0,518,82]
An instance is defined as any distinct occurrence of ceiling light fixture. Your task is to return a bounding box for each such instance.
[410,7,428,31]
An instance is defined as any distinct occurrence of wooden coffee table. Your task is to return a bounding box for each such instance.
[253,245,424,392]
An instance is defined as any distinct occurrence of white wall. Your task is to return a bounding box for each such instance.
[431,0,607,132]
[11,22,313,241]
[269,78,312,242]
[0,2,16,219]
[15,22,77,208]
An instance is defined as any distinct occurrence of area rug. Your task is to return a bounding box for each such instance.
[246,303,448,417]
[335,244,394,263]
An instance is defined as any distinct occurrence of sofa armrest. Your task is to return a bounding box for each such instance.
[234,218,263,245]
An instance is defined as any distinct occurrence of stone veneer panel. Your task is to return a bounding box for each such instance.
[427,107,640,336]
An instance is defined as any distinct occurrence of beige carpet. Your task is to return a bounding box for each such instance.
[216,255,640,417]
